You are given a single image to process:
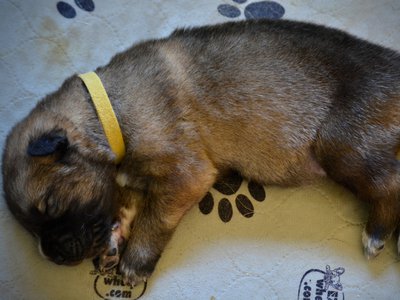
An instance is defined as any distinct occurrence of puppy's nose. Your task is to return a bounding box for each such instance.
[53,255,66,265]
[58,235,84,261]
[42,233,86,264]
[52,254,82,266]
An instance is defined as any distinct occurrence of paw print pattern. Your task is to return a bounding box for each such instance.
[57,0,95,19]
[218,0,285,20]
[199,172,266,222]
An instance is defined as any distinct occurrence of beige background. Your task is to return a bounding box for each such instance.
[1,1,400,299]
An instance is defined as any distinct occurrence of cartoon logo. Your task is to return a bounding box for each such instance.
[90,259,147,300]
[297,265,345,300]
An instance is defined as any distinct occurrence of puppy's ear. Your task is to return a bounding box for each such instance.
[28,131,69,157]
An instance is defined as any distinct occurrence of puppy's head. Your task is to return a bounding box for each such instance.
[2,77,119,265]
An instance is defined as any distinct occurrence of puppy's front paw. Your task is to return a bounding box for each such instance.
[99,246,120,272]
[98,222,126,272]
[362,229,385,259]
[119,250,159,286]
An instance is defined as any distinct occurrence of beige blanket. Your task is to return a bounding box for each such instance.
[1,1,399,299]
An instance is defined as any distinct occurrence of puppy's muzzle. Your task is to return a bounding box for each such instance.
[40,233,87,265]
[40,219,111,265]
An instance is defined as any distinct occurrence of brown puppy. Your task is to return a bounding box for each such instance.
[2,19,400,285]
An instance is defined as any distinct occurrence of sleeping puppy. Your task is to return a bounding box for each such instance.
[2,19,400,285]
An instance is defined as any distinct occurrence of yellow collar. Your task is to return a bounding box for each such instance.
[78,71,126,164]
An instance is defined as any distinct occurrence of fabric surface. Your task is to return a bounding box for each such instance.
[1,1,400,299]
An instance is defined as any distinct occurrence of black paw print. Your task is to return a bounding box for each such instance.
[199,171,266,222]
[57,0,95,19]
[218,0,285,20]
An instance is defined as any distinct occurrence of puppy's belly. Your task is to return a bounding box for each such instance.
[207,130,325,185]
[233,148,326,185]
[196,108,327,185]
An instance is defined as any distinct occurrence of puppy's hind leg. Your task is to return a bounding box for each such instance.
[363,169,400,258]
[360,170,400,259]
[316,142,400,259]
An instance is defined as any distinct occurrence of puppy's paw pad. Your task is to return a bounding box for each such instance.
[99,250,120,272]
[362,229,385,259]
[107,247,118,257]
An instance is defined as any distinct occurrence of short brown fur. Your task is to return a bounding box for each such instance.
[2,19,400,284]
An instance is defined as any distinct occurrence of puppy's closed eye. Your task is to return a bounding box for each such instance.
[38,195,63,218]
